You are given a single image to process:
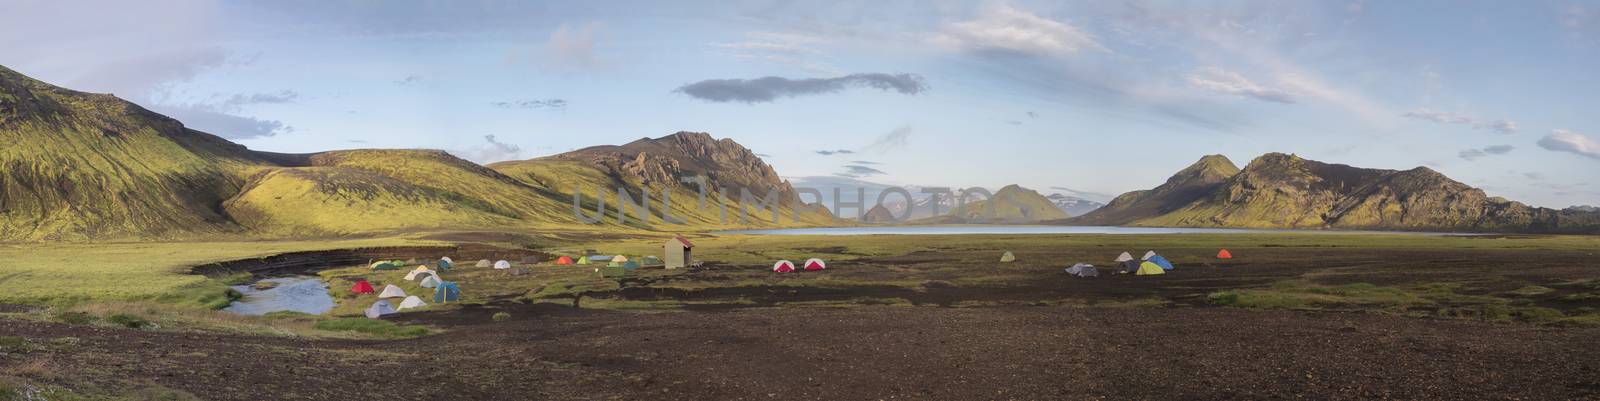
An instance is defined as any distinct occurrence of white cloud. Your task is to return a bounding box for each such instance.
[1401,108,1519,134]
[1459,145,1514,161]
[547,22,601,68]
[452,135,525,163]
[933,2,1105,58]
[1185,67,1296,104]
[1538,129,1600,160]
[716,32,840,76]
[862,126,912,154]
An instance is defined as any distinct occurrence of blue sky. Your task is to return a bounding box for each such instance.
[3,0,1598,207]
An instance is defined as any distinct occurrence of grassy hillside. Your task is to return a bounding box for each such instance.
[918,185,1068,224]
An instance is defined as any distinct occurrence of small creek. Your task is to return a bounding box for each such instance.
[222,276,336,316]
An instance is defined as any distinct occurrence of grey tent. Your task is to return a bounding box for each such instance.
[420,275,442,288]
[1114,252,1134,262]
[1065,263,1100,278]
[475,259,492,268]
[365,300,397,319]
[1117,260,1141,274]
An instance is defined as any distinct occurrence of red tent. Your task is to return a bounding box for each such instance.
[804,258,827,271]
[556,256,574,265]
[350,280,375,294]
[772,260,795,273]
[1217,249,1233,259]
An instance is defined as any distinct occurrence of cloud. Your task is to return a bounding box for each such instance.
[862,126,912,154]
[547,22,601,68]
[1026,111,1039,119]
[1538,129,1600,160]
[1458,145,1514,161]
[1483,145,1515,155]
[1524,172,1545,180]
[451,135,524,163]
[933,2,1106,58]
[716,31,840,76]
[815,149,856,155]
[394,75,422,85]
[1401,108,1519,134]
[219,90,299,108]
[155,104,290,139]
[675,73,928,103]
[1185,67,1295,104]
[835,164,888,178]
[490,99,567,110]
[850,160,880,165]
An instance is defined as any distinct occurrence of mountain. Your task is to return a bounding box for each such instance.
[0,65,829,241]
[1568,205,1599,213]
[860,204,897,223]
[1045,193,1104,217]
[1071,153,1600,233]
[916,185,1069,224]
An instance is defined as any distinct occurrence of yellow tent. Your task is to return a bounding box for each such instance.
[577,256,590,264]
[1136,261,1166,275]
[1000,251,1016,262]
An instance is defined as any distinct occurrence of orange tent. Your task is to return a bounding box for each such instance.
[350,280,375,294]
[556,256,574,265]
[1217,249,1233,259]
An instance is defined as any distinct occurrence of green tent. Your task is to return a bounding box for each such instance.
[607,261,623,268]
[623,261,641,270]
[599,265,626,278]
[371,260,403,270]
[576,256,591,265]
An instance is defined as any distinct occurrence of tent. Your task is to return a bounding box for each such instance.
[1136,261,1166,275]
[1114,252,1135,262]
[378,284,407,299]
[404,267,436,281]
[804,258,827,271]
[1148,255,1175,270]
[1142,250,1158,261]
[1000,251,1016,262]
[371,260,403,270]
[397,296,427,311]
[433,281,461,303]
[440,256,453,264]
[622,261,640,270]
[598,265,626,278]
[475,259,492,268]
[575,256,590,265]
[772,260,796,273]
[556,256,574,265]
[365,300,397,319]
[437,258,453,271]
[611,255,629,263]
[1217,249,1233,259]
[1065,263,1100,278]
[420,275,442,288]
[1117,260,1142,274]
[493,260,511,270]
[350,280,375,295]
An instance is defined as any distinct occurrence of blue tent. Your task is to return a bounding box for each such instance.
[437,259,453,271]
[1148,255,1175,270]
[433,281,461,303]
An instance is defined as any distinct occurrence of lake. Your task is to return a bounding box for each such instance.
[719,225,1470,236]
[223,276,336,316]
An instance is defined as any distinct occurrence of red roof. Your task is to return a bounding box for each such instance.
[671,235,694,248]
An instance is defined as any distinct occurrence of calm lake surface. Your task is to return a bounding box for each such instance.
[720,225,1472,236]
[223,276,336,316]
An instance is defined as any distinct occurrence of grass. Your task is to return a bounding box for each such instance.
[313,318,431,338]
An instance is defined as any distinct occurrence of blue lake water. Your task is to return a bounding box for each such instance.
[223,276,336,316]
[719,225,1472,236]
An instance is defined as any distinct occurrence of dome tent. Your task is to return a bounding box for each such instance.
[1142,250,1158,261]
[1114,252,1134,262]
[365,300,397,319]
[493,260,511,270]
[772,260,795,273]
[1217,249,1233,259]
[475,259,492,268]
[1136,261,1166,275]
[804,258,827,271]
[397,296,427,311]
[1148,255,1175,270]
[1000,251,1016,262]
[350,280,375,294]
[378,284,407,299]
[420,275,443,288]
[556,256,574,265]
[434,281,461,303]
[1065,263,1099,278]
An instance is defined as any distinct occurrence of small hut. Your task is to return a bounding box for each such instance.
[663,236,694,269]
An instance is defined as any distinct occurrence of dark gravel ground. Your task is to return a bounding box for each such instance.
[4,305,1597,400]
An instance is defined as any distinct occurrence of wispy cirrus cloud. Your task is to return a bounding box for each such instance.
[490,99,567,110]
[1185,67,1295,104]
[815,149,855,155]
[675,73,928,103]
[1402,108,1519,134]
[932,2,1106,58]
[835,164,887,178]
[1458,144,1514,161]
[862,126,912,154]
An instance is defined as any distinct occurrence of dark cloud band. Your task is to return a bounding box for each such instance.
[676,73,928,103]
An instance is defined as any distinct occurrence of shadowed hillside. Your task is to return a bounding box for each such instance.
[916,184,1068,224]
[1072,152,1600,233]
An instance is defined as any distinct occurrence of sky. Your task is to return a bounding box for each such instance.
[3,0,1599,207]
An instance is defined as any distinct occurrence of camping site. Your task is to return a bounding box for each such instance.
[3,2,1600,400]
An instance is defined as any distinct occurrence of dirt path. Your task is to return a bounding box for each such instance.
[4,305,1597,400]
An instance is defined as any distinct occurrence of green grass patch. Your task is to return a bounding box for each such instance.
[1507,285,1556,296]
[313,318,430,338]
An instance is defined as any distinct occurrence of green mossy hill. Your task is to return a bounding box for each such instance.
[918,184,1069,224]
[1075,152,1600,233]
[0,65,275,241]
[1070,154,1239,226]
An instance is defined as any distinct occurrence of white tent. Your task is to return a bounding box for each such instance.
[611,255,629,263]
[440,257,453,264]
[420,275,442,289]
[378,284,407,299]
[365,300,397,319]
[397,296,427,311]
[1115,252,1134,262]
[772,260,795,272]
[1142,250,1158,261]
[404,268,436,281]
[493,260,511,270]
